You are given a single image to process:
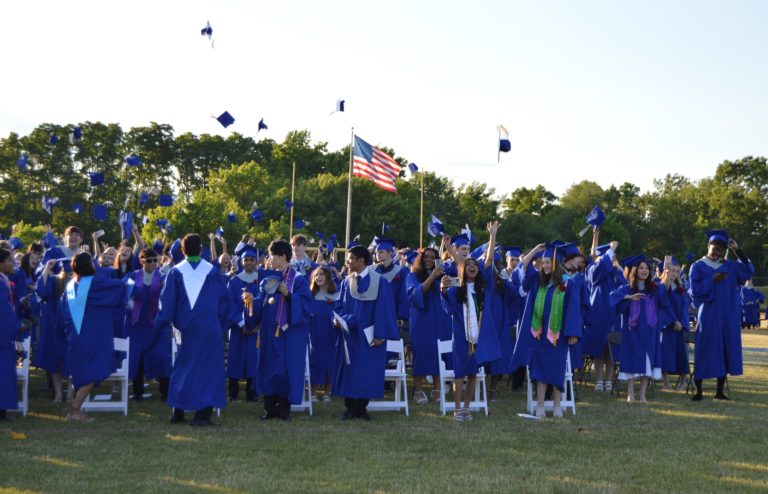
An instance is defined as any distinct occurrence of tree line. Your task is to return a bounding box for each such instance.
[1,122,766,277]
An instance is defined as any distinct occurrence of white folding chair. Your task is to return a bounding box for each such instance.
[526,351,576,416]
[82,337,130,416]
[12,337,31,416]
[437,339,489,416]
[290,347,313,416]
[172,335,222,417]
[368,339,409,416]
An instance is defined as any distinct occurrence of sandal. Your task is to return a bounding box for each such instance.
[413,390,428,405]
[66,411,95,423]
[453,409,465,422]
[430,389,441,401]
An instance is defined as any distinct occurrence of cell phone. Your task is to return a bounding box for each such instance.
[436,259,444,271]
[449,276,461,287]
[94,230,105,238]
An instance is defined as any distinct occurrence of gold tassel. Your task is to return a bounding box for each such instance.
[275,324,280,338]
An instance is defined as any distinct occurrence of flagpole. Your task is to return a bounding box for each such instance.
[344,128,354,251]
[419,170,424,249]
[289,161,296,238]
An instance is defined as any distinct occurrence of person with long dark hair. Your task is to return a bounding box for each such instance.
[440,222,502,421]
[511,242,582,418]
[406,247,447,403]
[610,256,665,403]
[59,252,132,422]
[0,248,25,420]
[658,257,690,390]
[308,266,339,402]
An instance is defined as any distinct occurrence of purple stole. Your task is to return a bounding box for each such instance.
[130,270,162,326]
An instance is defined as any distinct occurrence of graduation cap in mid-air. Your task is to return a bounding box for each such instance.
[72,203,83,214]
[139,191,149,207]
[125,155,142,166]
[49,134,59,145]
[216,111,235,128]
[257,118,268,133]
[283,198,294,211]
[329,98,345,116]
[579,204,606,237]
[17,153,28,171]
[408,163,419,174]
[497,125,511,163]
[93,204,108,221]
[250,209,264,222]
[89,172,105,187]
[227,211,237,223]
[41,195,59,214]
[427,215,445,238]
[201,20,214,47]
[73,127,83,141]
[294,219,306,230]
[119,210,133,240]
[158,194,174,207]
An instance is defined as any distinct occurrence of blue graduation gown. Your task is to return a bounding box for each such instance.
[0,278,21,410]
[510,264,582,391]
[441,267,501,378]
[740,287,761,326]
[406,271,450,377]
[487,275,521,375]
[333,270,399,399]
[309,292,340,387]
[376,263,410,321]
[583,254,625,357]
[59,275,129,389]
[125,270,171,380]
[226,274,261,380]
[609,284,665,376]
[32,275,69,374]
[256,270,312,404]
[688,257,754,379]
[155,260,232,410]
[659,283,690,375]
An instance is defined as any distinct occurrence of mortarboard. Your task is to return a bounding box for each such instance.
[125,155,142,166]
[119,210,133,240]
[257,118,268,133]
[335,99,345,112]
[498,125,510,163]
[239,245,259,258]
[250,209,264,222]
[450,233,470,247]
[427,215,445,238]
[159,194,174,207]
[93,204,108,221]
[227,211,237,223]
[294,219,305,229]
[201,20,213,38]
[17,154,28,171]
[559,242,581,259]
[594,243,611,256]
[686,252,696,262]
[532,242,567,262]
[620,253,648,268]
[503,246,523,258]
[215,226,224,238]
[152,240,164,255]
[404,250,419,265]
[579,204,606,237]
[89,172,105,187]
[169,239,184,264]
[408,163,419,173]
[140,191,148,207]
[41,195,59,214]
[706,230,729,245]
[381,223,390,234]
[73,127,83,141]
[49,134,59,145]
[374,238,397,252]
[216,111,235,128]
[72,203,82,214]
[283,198,294,211]
[9,238,24,251]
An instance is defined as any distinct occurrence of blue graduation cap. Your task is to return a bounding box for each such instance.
[294,219,305,230]
[469,243,488,261]
[152,240,164,255]
[17,154,28,171]
[620,253,647,268]
[408,163,419,174]
[531,243,567,262]
[72,203,82,214]
[227,211,237,223]
[42,231,59,249]
[374,238,397,252]
[498,125,510,163]
[250,209,264,222]
[559,242,581,259]
[427,215,445,238]
[216,111,235,128]
[73,127,83,141]
[381,223,390,234]
[460,225,477,245]
[328,234,338,248]
[169,239,184,264]
[668,256,680,266]
[283,198,294,211]
[125,155,142,166]
[239,245,259,258]
[140,191,148,207]
[404,249,419,265]
[315,231,326,241]
[503,246,523,258]
[89,172,105,187]
[215,226,224,238]
[706,230,729,245]
[9,237,24,251]
[93,204,108,221]
[159,194,174,207]
[586,204,606,228]
[450,233,471,247]
[257,118,268,133]
[335,98,345,113]
[119,210,133,240]
[201,20,213,37]
[41,195,59,214]
[49,134,59,145]
[686,252,696,262]
[347,234,361,249]
[142,215,149,225]
[155,219,169,230]
[594,243,611,256]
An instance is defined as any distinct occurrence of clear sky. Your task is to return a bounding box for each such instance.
[2,0,766,197]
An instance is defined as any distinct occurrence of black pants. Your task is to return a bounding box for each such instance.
[173,407,213,421]
[344,398,370,416]
[263,395,291,419]
[228,378,255,401]
[132,356,169,400]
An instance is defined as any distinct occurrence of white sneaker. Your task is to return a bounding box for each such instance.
[553,407,563,419]
[604,382,614,393]
[311,395,319,403]
[594,381,604,392]
[535,405,546,418]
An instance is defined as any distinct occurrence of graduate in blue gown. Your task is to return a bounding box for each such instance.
[740,281,762,329]
[510,241,582,418]
[155,234,232,426]
[440,222,502,421]
[657,258,691,389]
[406,247,450,404]
[333,245,399,420]
[374,238,410,327]
[560,244,591,377]
[226,246,262,402]
[251,240,312,421]
[610,255,666,403]
[125,248,171,402]
[502,247,528,392]
[34,258,72,402]
[0,248,24,420]
[584,237,625,393]
[308,266,340,402]
[289,234,317,277]
[688,230,754,401]
[58,253,132,422]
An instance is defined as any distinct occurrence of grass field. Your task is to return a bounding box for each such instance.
[2,329,768,494]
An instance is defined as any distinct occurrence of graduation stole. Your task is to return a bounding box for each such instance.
[463,291,482,355]
[274,268,297,337]
[66,276,94,336]
[0,273,14,311]
[628,290,657,329]
[531,283,566,346]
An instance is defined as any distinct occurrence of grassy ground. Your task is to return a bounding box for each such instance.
[2,329,768,494]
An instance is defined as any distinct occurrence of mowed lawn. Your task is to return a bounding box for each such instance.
[2,330,768,494]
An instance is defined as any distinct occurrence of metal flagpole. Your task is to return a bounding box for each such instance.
[419,169,424,249]
[344,128,355,251]
[289,161,296,238]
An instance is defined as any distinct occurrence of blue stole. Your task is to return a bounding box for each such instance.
[66,276,94,335]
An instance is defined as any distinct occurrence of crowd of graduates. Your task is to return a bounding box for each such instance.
[0,219,763,423]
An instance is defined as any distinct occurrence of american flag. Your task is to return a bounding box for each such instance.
[352,136,402,193]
